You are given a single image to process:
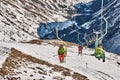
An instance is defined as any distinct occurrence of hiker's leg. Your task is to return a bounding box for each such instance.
[78,50,79,55]
[59,55,62,62]
[81,50,82,56]
[61,54,64,62]
[103,54,105,62]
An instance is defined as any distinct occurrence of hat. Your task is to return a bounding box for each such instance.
[59,44,63,47]
[98,44,102,47]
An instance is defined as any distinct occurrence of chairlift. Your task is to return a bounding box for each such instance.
[94,0,108,61]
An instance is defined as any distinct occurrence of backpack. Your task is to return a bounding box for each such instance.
[58,48,65,55]
[95,48,103,54]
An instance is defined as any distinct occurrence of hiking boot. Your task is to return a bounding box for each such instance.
[103,59,105,62]
[98,58,100,60]
[60,60,64,63]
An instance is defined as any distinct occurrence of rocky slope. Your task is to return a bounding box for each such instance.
[0,0,91,41]
[37,0,120,54]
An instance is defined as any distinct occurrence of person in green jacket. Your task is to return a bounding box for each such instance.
[58,44,66,62]
[94,44,105,62]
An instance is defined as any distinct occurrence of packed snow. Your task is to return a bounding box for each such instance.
[0,46,11,68]
[0,41,120,80]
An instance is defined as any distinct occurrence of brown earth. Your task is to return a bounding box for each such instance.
[25,39,78,47]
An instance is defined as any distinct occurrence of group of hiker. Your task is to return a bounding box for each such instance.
[57,44,83,63]
[57,43,105,63]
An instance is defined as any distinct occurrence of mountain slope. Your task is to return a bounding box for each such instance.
[37,0,120,54]
[0,0,92,41]
[0,48,87,80]
[0,41,120,80]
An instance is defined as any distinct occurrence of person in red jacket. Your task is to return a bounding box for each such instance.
[78,45,83,56]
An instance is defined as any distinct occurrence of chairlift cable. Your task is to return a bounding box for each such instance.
[77,33,83,46]
[100,0,104,32]
[56,22,67,51]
